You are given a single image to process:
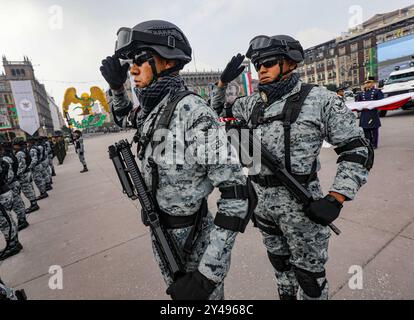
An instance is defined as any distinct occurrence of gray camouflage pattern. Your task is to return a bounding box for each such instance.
[2,156,27,222]
[111,86,248,299]
[0,190,17,246]
[29,146,46,194]
[75,137,87,166]
[211,79,370,300]
[16,150,37,201]
[37,145,51,186]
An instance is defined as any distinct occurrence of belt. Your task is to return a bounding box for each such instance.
[251,172,317,188]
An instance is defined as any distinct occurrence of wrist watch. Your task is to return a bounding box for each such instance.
[325,194,343,209]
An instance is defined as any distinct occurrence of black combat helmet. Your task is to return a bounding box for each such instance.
[115,20,192,66]
[246,35,304,65]
[12,137,26,147]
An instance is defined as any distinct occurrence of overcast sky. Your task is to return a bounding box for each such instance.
[1,0,413,107]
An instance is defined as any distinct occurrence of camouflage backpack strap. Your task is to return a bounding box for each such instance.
[249,83,315,172]
[147,90,206,257]
[148,90,198,194]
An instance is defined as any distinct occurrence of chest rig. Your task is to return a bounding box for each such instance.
[249,83,317,187]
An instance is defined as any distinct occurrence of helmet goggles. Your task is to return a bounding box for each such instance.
[115,27,191,60]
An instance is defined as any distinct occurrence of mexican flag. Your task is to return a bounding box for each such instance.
[242,71,253,96]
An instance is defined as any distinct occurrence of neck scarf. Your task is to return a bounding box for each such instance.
[258,73,300,106]
[134,74,185,128]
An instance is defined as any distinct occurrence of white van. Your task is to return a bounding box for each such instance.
[381,63,414,116]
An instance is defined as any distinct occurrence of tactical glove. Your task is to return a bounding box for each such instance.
[220,54,246,84]
[305,195,343,226]
[166,270,216,300]
[100,55,130,90]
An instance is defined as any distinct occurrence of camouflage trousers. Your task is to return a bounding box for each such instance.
[19,172,37,202]
[42,160,52,185]
[151,213,225,300]
[9,181,27,222]
[33,165,46,194]
[78,152,87,167]
[253,178,330,300]
[0,190,18,248]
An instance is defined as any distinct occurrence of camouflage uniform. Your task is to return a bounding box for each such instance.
[74,137,87,167]
[28,144,47,195]
[111,87,249,300]
[37,143,51,189]
[46,140,56,176]
[211,79,370,300]
[0,160,18,251]
[2,155,28,226]
[16,149,37,202]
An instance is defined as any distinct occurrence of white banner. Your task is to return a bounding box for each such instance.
[10,80,40,135]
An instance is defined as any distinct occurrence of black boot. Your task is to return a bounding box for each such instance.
[0,241,23,261]
[80,165,88,173]
[26,201,40,214]
[37,192,49,200]
[18,219,29,231]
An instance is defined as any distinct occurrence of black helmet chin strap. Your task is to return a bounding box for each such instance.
[148,57,182,85]
[274,60,295,83]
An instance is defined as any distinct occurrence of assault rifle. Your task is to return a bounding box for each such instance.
[231,126,342,236]
[108,140,185,280]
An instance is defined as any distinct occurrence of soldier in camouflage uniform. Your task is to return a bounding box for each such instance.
[47,137,56,176]
[73,130,88,173]
[36,137,52,191]
[0,142,29,231]
[27,137,48,201]
[0,277,26,300]
[211,35,373,300]
[101,20,255,300]
[12,138,40,214]
[0,156,23,261]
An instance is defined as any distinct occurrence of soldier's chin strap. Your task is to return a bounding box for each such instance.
[148,57,182,85]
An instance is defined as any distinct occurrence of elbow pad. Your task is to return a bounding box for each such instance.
[334,137,374,170]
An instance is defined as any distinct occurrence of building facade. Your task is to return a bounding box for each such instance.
[299,5,414,89]
[0,56,56,136]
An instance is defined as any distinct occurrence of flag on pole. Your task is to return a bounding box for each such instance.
[242,71,253,96]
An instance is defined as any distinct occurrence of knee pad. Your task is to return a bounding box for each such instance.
[267,252,292,272]
[294,267,327,298]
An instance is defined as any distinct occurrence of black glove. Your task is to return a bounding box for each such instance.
[220,54,246,84]
[100,55,130,90]
[166,270,216,300]
[305,195,343,226]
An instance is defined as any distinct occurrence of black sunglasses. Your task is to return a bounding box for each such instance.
[254,57,282,71]
[132,52,154,67]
